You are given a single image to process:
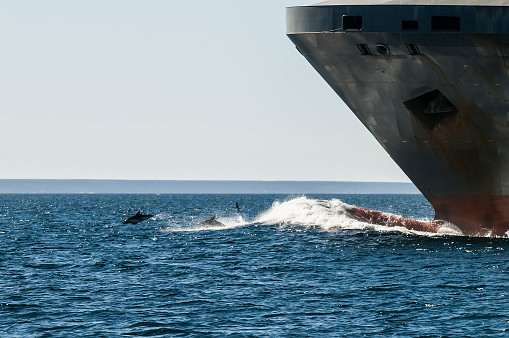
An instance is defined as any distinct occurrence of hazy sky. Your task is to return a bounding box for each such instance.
[0,0,409,182]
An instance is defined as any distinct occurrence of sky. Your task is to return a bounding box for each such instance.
[0,0,410,182]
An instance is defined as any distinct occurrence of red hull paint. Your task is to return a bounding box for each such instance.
[346,196,509,237]
[429,195,509,237]
[287,5,509,238]
[345,205,443,234]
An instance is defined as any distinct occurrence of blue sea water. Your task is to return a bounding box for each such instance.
[1,194,509,337]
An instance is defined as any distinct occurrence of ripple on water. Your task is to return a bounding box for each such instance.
[1,194,509,337]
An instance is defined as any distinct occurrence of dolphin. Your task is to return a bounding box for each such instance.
[123,211,154,224]
[198,216,224,227]
[235,202,240,211]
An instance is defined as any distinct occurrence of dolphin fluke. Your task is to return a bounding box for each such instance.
[123,211,154,224]
[198,216,224,227]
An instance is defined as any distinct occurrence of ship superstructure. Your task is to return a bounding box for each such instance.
[287,0,509,236]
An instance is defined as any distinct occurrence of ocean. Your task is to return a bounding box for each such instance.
[1,194,508,337]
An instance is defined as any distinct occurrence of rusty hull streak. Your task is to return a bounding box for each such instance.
[345,205,444,234]
[287,4,509,237]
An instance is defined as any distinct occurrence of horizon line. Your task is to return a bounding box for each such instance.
[0,178,413,184]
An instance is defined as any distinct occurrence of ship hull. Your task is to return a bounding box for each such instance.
[287,4,509,236]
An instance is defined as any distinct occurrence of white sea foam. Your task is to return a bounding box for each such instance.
[255,196,463,237]
[436,221,463,236]
[158,196,464,237]
[255,196,360,230]
[159,214,248,232]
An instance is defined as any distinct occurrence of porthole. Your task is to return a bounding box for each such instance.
[375,44,390,55]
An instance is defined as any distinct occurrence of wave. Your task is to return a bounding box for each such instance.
[255,196,359,230]
[256,196,463,236]
[157,196,463,237]
[159,214,248,232]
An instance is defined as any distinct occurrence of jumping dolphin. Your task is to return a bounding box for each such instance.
[123,211,154,224]
[198,216,224,227]
[235,202,240,211]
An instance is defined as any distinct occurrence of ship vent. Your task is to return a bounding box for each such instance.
[431,16,460,31]
[403,90,458,130]
[343,16,362,30]
[402,20,418,30]
[357,44,371,55]
[406,44,421,55]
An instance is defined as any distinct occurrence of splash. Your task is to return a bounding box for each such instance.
[436,221,463,236]
[157,196,464,237]
[159,214,248,233]
[255,196,463,237]
[255,197,359,230]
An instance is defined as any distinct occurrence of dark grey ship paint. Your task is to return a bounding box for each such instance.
[287,3,509,236]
